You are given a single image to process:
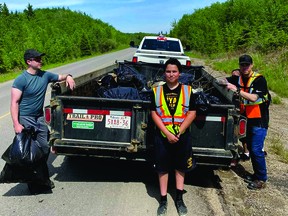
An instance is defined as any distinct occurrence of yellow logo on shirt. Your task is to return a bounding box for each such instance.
[187,156,193,168]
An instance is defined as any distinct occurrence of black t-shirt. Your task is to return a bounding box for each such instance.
[150,83,196,116]
[226,75,269,128]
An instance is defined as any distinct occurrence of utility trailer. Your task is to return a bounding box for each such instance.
[45,61,246,167]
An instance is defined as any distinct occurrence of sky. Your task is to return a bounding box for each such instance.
[2,0,227,33]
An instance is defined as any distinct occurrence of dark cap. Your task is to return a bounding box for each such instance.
[239,54,253,65]
[24,49,45,62]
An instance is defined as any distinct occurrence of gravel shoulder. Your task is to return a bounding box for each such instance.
[191,58,288,216]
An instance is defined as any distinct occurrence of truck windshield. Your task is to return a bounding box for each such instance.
[142,39,181,52]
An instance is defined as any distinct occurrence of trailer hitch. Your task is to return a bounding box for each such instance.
[126,139,140,152]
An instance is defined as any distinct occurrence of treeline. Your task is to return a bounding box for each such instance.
[170,0,288,55]
[0,4,145,73]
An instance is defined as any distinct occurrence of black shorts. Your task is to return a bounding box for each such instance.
[153,131,194,173]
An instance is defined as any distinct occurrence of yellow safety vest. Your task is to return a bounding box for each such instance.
[153,84,192,137]
[238,72,269,118]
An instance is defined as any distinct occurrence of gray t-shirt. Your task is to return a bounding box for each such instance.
[12,70,59,116]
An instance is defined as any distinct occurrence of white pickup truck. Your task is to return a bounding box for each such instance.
[132,35,191,66]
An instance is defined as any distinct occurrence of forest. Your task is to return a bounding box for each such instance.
[0,0,287,97]
[170,0,288,55]
[0,3,145,74]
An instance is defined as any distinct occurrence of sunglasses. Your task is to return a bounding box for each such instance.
[29,58,42,63]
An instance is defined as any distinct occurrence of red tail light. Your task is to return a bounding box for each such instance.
[239,118,247,136]
[132,56,138,63]
[157,35,167,41]
[186,60,191,66]
[45,106,51,125]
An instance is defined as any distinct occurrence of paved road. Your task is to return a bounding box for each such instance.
[0,48,220,216]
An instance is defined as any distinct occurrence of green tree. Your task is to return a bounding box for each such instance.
[171,0,288,55]
[24,3,35,20]
[0,6,148,73]
[0,3,10,16]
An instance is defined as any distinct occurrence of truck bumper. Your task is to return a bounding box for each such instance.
[193,147,238,167]
[51,139,152,161]
[51,140,238,167]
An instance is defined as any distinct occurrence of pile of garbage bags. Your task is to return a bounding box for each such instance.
[94,64,222,106]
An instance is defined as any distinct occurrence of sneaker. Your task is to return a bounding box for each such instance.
[244,175,255,184]
[175,199,188,216]
[247,180,266,190]
[157,200,167,216]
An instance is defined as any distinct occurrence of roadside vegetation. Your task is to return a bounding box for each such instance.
[171,0,288,54]
[0,3,147,79]
[269,134,288,163]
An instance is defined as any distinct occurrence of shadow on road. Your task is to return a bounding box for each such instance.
[1,156,222,197]
[50,156,221,188]
[52,156,157,183]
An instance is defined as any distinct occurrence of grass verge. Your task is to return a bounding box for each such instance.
[268,134,288,164]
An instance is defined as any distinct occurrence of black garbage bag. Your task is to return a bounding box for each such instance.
[208,95,222,104]
[95,86,108,97]
[99,74,118,89]
[2,127,44,165]
[0,159,48,183]
[103,87,141,100]
[179,72,195,85]
[115,64,148,90]
[194,91,222,111]
[195,91,221,105]
[139,89,153,101]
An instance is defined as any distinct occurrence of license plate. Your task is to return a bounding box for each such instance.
[105,115,131,129]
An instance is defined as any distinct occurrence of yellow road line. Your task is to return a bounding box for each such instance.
[0,112,10,120]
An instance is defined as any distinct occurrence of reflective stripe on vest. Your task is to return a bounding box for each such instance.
[153,84,191,136]
[238,72,268,118]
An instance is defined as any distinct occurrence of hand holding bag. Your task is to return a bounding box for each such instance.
[2,127,44,165]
